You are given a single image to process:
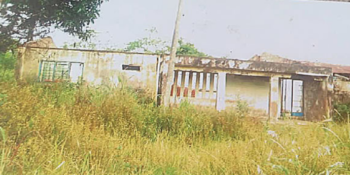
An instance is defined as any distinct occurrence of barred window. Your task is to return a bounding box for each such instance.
[39,61,84,83]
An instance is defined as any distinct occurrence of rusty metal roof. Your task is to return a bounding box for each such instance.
[251,53,350,74]
[300,61,350,74]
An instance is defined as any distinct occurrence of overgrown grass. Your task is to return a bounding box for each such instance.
[0,81,350,174]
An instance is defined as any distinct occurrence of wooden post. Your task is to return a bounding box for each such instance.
[161,0,183,106]
[173,71,179,104]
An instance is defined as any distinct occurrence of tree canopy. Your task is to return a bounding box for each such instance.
[176,38,208,57]
[123,28,209,57]
[124,28,168,54]
[0,34,17,52]
[125,37,209,57]
[0,0,106,47]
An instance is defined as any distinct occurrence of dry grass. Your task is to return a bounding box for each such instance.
[0,81,350,174]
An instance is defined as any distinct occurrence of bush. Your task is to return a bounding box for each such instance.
[333,103,350,123]
[0,51,16,82]
[0,82,255,143]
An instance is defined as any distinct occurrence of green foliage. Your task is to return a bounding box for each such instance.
[235,99,250,118]
[0,51,16,81]
[0,0,106,44]
[0,127,7,174]
[124,28,168,54]
[0,34,17,53]
[333,103,350,123]
[62,33,124,51]
[1,82,350,174]
[124,28,210,57]
[176,38,208,57]
[63,38,97,50]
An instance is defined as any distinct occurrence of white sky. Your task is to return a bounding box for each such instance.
[50,0,350,65]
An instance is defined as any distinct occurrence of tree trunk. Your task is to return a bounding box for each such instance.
[161,0,183,106]
[27,28,34,41]
[26,19,36,42]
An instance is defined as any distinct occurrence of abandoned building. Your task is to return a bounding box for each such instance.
[17,38,349,122]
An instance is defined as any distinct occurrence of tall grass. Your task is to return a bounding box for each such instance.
[0,81,350,174]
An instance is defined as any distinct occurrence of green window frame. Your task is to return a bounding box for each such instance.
[38,61,84,83]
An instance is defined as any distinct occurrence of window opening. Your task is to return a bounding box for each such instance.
[281,79,304,117]
[39,61,84,83]
[191,72,197,97]
[184,72,190,97]
[41,61,55,82]
[198,73,204,98]
[213,74,218,99]
[54,62,70,81]
[122,65,141,71]
[70,63,84,83]
[206,73,211,98]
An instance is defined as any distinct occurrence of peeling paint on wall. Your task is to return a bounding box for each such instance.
[17,47,334,121]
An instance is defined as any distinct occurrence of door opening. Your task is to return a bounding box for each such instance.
[281,79,304,117]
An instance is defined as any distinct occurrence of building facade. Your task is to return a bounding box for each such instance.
[16,45,334,121]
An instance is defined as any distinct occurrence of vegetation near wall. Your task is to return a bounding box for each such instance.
[0,48,350,174]
[0,78,350,174]
[0,51,16,81]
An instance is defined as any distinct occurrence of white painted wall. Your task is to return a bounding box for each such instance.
[225,74,270,114]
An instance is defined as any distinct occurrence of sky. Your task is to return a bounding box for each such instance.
[50,0,350,65]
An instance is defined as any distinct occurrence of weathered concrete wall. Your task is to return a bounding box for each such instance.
[335,80,350,92]
[269,76,281,120]
[304,77,330,121]
[17,47,334,121]
[17,47,160,97]
[226,75,270,115]
[172,62,332,121]
[175,56,332,75]
[333,77,350,104]
[168,71,217,107]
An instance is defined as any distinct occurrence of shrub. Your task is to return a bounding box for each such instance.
[333,103,350,123]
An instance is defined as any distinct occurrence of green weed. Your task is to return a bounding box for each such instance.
[0,81,349,174]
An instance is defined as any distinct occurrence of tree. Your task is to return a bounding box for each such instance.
[0,0,106,46]
[124,28,168,54]
[124,29,209,57]
[0,34,17,53]
[63,32,98,50]
[177,38,208,57]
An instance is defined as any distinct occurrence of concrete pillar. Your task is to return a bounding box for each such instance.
[195,72,200,98]
[269,76,281,120]
[188,72,193,98]
[202,73,207,98]
[209,73,215,99]
[216,72,226,111]
[325,76,333,118]
[180,71,186,98]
